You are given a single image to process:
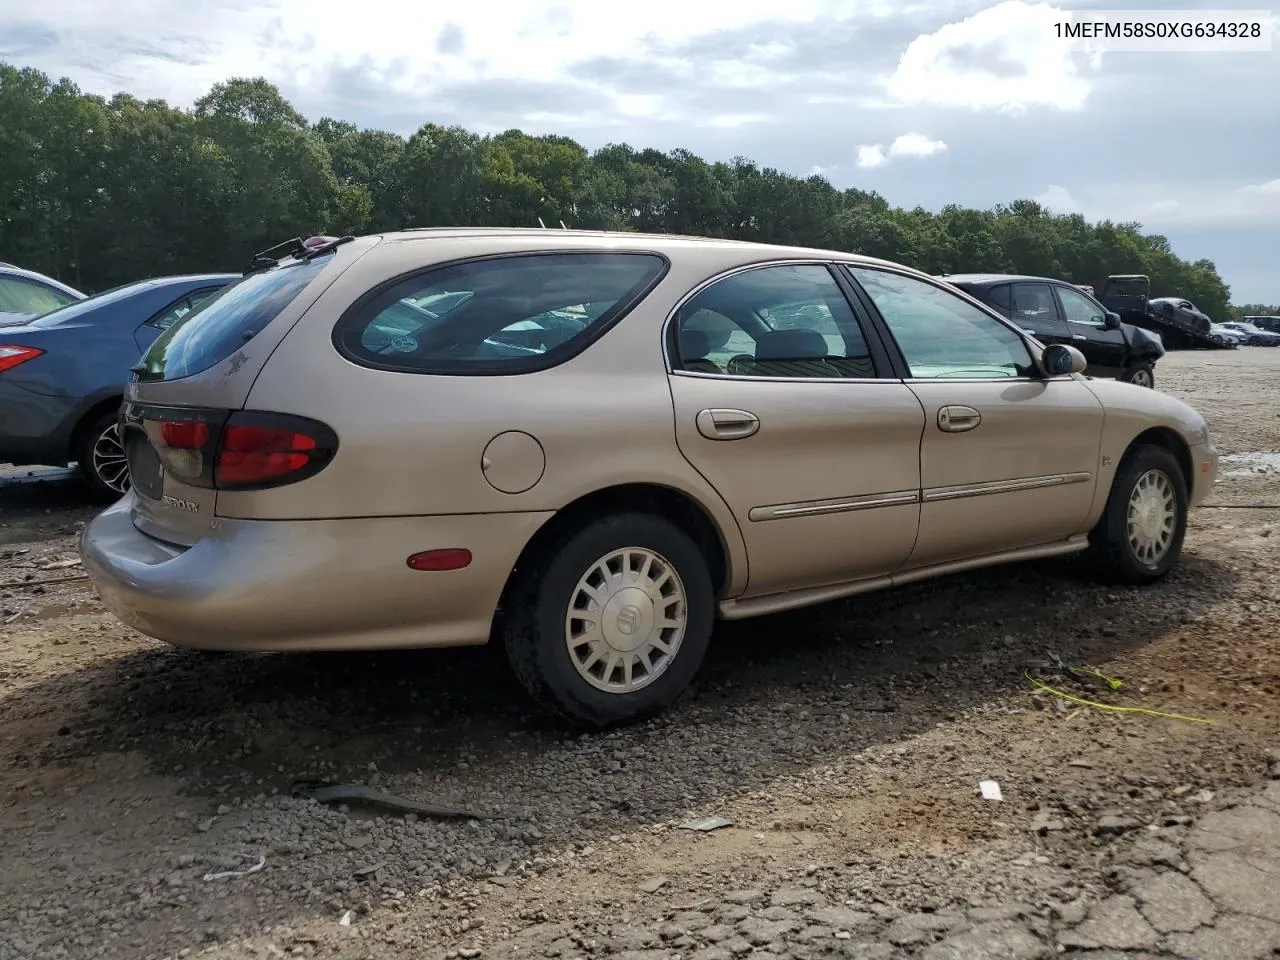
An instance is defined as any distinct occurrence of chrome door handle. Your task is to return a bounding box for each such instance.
[1072,334,1088,340]
[696,408,760,440]
[937,405,981,433]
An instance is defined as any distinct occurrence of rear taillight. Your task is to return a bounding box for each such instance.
[125,403,337,491]
[0,345,43,373]
[217,422,319,486]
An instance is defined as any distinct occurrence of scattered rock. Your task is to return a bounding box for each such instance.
[1094,814,1140,836]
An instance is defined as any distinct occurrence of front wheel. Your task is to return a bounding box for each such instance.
[77,410,131,502]
[1087,444,1187,585]
[1121,361,1155,388]
[502,513,715,729]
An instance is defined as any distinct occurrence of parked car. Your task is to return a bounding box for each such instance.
[0,263,85,321]
[0,273,237,498]
[80,231,1218,728]
[1221,321,1280,346]
[1208,323,1244,348]
[1242,316,1280,335]
[939,273,1165,387]
[1148,296,1213,333]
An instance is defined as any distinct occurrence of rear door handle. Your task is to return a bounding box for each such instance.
[696,408,759,440]
[937,405,981,433]
[1073,334,1088,341]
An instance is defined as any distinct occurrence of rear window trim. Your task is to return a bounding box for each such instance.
[331,249,672,377]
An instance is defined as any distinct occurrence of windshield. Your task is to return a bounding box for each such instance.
[25,282,144,328]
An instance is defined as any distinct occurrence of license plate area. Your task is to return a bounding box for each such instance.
[125,429,164,501]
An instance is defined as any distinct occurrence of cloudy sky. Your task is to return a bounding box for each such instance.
[2,0,1277,302]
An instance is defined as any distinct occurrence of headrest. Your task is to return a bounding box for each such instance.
[677,327,711,359]
[754,328,829,360]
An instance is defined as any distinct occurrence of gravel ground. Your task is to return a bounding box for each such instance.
[0,347,1277,960]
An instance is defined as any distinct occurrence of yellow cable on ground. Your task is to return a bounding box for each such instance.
[1024,671,1213,725]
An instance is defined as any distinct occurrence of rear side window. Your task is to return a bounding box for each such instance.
[0,275,78,315]
[979,284,1011,316]
[334,252,668,375]
[137,259,328,381]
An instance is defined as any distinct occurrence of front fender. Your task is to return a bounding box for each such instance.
[1078,378,1215,524]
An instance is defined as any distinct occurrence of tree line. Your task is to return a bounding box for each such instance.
[0,61,1256,321]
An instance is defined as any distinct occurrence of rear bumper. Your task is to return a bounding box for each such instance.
[80,494,554,651]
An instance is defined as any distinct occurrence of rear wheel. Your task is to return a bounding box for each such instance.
[502,513,714,729]
[1087,444,1187,585]
[1121,361,1155,388]
[77,409,130,502]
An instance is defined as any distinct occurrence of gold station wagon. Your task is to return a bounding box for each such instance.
[81,230,1218,727]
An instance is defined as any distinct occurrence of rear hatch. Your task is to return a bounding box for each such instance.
[122,236,377,546]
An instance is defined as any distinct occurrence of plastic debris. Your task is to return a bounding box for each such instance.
[290,780,494,820]
[979,780,1003,801]
[338,910,354,926]
[202,854,266,881]
[678,815,733,832]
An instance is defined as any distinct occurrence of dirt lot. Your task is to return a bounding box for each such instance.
[1,348,1278,960]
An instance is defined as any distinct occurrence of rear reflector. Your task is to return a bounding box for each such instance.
[0,345,44,373]
[406,549,472,571]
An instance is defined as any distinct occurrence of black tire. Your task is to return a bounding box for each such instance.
[1121,361,1156,388]
[1087,444,1187,585]
[76,409,130,503]
[501,512,715,729]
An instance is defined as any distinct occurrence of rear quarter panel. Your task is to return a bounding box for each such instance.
[225,236,761,594]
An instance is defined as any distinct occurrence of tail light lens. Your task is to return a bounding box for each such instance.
[0,345,44,373]
[127,403,337,491]
[217,422,319,486]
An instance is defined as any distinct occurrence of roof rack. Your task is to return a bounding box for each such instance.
[244,235,354,274]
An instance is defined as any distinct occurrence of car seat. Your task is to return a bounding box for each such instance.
[747,329,842,378]
[676,328,723,374]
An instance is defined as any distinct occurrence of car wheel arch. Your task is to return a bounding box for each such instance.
[68,394,124,462]
[493,482,736,633]
[1122,426,1193,499]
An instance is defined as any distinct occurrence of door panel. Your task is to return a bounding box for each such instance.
[1055,285,1127,375]
[844,266,1106,570]
[666,262,924,597]
[906,379,1104,567]
[669,375,925,595]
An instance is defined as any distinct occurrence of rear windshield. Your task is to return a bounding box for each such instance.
[136,258,327,382]
[26,282,142,328]
[333,252,668,375]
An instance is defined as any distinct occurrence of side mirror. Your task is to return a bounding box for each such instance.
[1042,343,1087,377]
[1103,311,1121,330]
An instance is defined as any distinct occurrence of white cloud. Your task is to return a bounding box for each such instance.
[856,133,948,168]
[0,0,847,113]
[882,0,1095,112]
[1033,184,1080,213]
[889,132,947,158]
[856,144,888,168]
[1242,178,1280,196]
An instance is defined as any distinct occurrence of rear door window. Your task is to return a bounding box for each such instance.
[334,252,668,375]
[978,283,1011,316]
[1011,283,1068,339]
[137,259,329,382]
